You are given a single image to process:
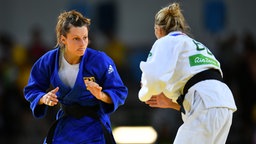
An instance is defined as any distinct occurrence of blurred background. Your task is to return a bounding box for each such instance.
[0,0,256,143]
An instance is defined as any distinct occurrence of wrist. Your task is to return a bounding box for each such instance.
[100,92,104,99]
[99,91,112,104]
[38,98,44,105]
[172,103,181,111]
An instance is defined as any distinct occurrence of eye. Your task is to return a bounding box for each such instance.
[73,37,79,41]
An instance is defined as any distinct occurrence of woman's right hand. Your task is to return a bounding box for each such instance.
[38,87,59,106]
[145,92,180,111]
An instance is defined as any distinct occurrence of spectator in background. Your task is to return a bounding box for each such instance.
[27,26,49,63]
[0,33,24,144]
[103,31,127,81]
[236,32,256,143]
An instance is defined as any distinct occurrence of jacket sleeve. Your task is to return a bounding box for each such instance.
[93,52,128,114]
[23,53,53,118]
[138,39,179,101]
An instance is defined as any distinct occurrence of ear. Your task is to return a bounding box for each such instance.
[159,28,166,37]
[60,35,66,44]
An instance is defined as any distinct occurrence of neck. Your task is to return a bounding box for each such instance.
[63,51,81,65]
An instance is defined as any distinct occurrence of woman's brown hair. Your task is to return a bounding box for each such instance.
[55,10,91,48]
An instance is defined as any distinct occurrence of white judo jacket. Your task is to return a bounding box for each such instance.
[138,31,236,111]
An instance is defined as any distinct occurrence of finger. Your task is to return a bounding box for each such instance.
[91,82,101,89]
[45,97,48,104]
[97,86,102,91]
[46,93,57,104]
[148,104,159,108]
[48,99,58,106]
[47,97,58,103]
[86,81,96,88]
[145,101,156,105]
[48,93,57,99]
[45,97,50,105]
[48,90,58,99]
[49,100,52,106]
[147,98,156,102]
[84,80,90,86]
[151,96,157,99]
[47,93,52,98]
[85,80,91,89]
[51,87,59,94]
[145,101,157,107]
[85,80,98,86]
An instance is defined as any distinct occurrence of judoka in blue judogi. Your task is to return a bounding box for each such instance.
[24,47,128,143]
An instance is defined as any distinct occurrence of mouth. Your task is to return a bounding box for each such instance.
[77,48,85,51]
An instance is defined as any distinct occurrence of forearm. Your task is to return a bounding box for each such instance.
[98,92,113,104]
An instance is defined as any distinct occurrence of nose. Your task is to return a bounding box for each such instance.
[80,39,88,47]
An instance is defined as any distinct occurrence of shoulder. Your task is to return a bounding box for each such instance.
[82,48,116,76]
[85,48,113,63]
[33,47,59,68]
[152,35,178,52]
[38,47,58,60]
[153,34,176,47]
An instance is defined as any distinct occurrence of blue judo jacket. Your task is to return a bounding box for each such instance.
[24,47,128,143]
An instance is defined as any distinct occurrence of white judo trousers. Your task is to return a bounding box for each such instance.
[174,80,235,144]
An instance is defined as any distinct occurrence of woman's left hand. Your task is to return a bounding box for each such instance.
[84,80,102,99]
[84,80,113,104]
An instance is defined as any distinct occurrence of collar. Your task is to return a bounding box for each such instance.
[169,31,184,36]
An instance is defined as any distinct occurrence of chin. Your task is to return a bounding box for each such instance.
[77,49,85,55]
[79,52,85,56]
